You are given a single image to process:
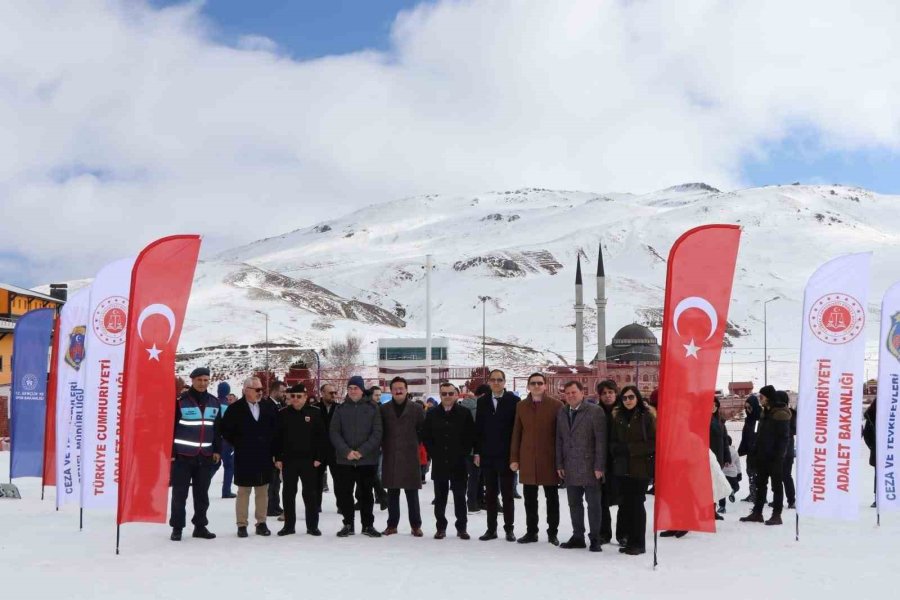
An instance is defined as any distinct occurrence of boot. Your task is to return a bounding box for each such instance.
[740,510,764,523]
[505,528,516,542]
[362,525,382,538]
[765,510,783,526]
[560,536,586,549]
[237,526,249,538]
[479,529,497,541]
[588,535,602,552]
[547,533,560,546]
[170,528,182,541]
[517,532,538,544]
[192,526,216,539]
[336,524,355,537]
[255,523,271,536]
[277,527,295,536]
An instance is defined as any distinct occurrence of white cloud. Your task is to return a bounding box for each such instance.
[1,0,899,285]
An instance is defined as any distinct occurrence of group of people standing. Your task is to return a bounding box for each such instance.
[168,367,659,555]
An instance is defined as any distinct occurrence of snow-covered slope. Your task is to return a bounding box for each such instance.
[170,183,900,389]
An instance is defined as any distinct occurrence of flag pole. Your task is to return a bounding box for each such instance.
[653,531,659,569]
[116,523,121,555]
[795,513,799,542]
[79,508,83,531]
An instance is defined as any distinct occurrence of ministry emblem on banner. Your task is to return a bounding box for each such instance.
[808,293,865,345]
[65,325,87,370]
[92,296,128,346]
[888,312,900,362]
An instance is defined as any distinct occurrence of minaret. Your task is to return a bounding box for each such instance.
[575,254,585,367]
[595,242,607,364]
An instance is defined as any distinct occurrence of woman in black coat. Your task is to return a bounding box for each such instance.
[740,390,791,526]
[738,392,763,502]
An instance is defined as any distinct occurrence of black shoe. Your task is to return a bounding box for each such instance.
[548,533,560,546]
[674,531,688,538]
[505,530,516,542]
[513,492,522,499]
[598,535,612,545]
[277,527,295,536]
[170,528,182,541]
[307,528,322,536]
[479,530,497,541]
[362,526,382,538]
[222,492,237,499]
[266,509,283,517]
[560,536,587,549]
[588,536,602,552]
[715,512,724,521]
[353,502,360,510]
[741,494,754,503]
[517,532,538,544]
[740,512,765,523]
[728,493,735,503]
[717,505,726,514]
[192,526,216,539]
[237,526,248,538]
[624,547,646,555]
[457,531,471,540]
[337,524,355,537]
[255,523,271,536]
[871,501,877,508]
[379,500,388,511]
[616,536,628,546]
[659,530,678,538]
[787,502,796,510]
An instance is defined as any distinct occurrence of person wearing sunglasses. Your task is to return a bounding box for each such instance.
[316,383,339,507]
[510,372,563,546]
[609,385,656,555]
[273,384,327,537]
[422,382,476,539]
[221,376,279,538]
[474,369,520,542]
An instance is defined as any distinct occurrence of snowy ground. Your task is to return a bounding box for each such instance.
[0,423,890,599]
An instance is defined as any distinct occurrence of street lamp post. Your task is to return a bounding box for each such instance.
[478,296,490,381]
[763,296,780,386]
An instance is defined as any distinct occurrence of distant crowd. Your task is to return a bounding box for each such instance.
[168,367,819,554]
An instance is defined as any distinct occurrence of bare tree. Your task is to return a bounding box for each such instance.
[326,333,363,390]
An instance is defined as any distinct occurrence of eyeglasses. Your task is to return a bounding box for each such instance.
[489,378,505,383]
[439,392,457,397]
[288,394,305,398]
[249,387,264,392]
[622,394,637,400]
[528,381,545,386]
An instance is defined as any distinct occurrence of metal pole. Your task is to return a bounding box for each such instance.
[763,303,768,386]
[426,254,433,398]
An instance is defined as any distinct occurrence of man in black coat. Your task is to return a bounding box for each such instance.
[738,393,762,502]
[422,382,475,539]
[264,380,287,517]
[316,383,339,510]
[221,376,278,538]
[474,369,520,542]
[740,389,791,526]
[169,367,222,541]
[595,379,620,545]
[273,384,326,536]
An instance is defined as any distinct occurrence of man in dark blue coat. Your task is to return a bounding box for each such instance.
[169,367,222,541]
[474,369,520,542]
[222,376,278,538]
[216,382,237,499]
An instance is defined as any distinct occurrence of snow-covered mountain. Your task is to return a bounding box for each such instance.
[166,183,900,389]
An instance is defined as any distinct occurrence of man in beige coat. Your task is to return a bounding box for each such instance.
[510,372,563,545]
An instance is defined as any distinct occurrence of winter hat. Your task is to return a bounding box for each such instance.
[190,367,211,379]
[216,381,231,400]
[347,375,365,391]
[287,383,306,394]
[758,385,776,402]
[773,390,790,407]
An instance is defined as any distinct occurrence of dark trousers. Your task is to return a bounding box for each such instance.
[387,488,422,529]
[482,465,515,532]
[782,454,795,506]
[334,464,376,527]
[221,442,235,496]
[523,483,559,536]
[616,476,649,551]
[754,463,784,512]
[465,456,483,509]
[567,483,602,539]
[434,473,468,532]
[267,465,282,513]
[169,457,215,529]
[600,482,623,541]
[282,461,320,530]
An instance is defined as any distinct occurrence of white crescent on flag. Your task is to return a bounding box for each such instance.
[136,303,176,343]
[673,296,718,341]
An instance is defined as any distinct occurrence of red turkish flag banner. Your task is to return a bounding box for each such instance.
[654,225,741,533]
[42,315,61,488]
[117,235,201,525]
